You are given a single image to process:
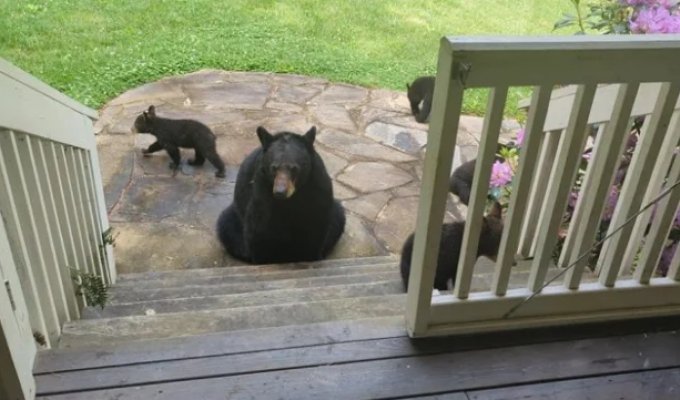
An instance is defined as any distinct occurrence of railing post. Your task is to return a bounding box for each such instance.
[406,38,464,336]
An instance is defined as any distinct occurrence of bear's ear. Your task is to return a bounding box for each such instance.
[256,126,274,149]
[303,126,317,146]
[147,105,156,118]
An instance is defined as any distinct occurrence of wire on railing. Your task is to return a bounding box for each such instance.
[503,176,680,319]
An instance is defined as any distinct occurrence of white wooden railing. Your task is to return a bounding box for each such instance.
[407,35,680,338]
[0,57,114,363]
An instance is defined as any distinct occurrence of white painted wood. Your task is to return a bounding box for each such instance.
[518,129,560,257]
[0,131,60,346]
[53,145,90,278]
[493,86,551,295]
[670,242,680,281]
[429,278,680,327]
[444,36,680,87]
[0,130,49,347]
[529,84,597,292]
[0,71,94,150]
[635,155,680,283]
[64,147,97,277]
[621,111,680,275]
[0,57,97,120]
[406,39,465,337]
[15,133,72,324]
[598,83,680,287]
[84,134,116,283]
[75,149,107,284]
[0,214,37,400]
[455,86,507,299]
[521,83,680,132]
[33,139,80,318]
[561,84,640,289]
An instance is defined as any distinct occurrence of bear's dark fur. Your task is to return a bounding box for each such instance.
[216,126,346,264]
[406,76,435,123]
[132,105,226,177]
[399,202,504,291]
[449,144,510,205]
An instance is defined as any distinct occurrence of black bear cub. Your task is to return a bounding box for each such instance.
[406,76,435,123]
[216,126,346,264]
[132,105,226,177]
[449,144,510,205]
[400,202,504,291]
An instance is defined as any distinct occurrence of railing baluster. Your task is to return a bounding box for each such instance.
[518,129,561,257]
[621,111,680,275]
[670,240,680,281]
[635,154,680,283]
[529,84,597,292]
[14,134,71,324]
[75,149,107,284]
[493,85,551,295]
[598,82,680,287]
[30,137,80,320]
[64,147,97,277]
[0,129,52,346]
[561,83,639,289]
[54,145,90,283]
[0,131,60,345]
[406,40,465,336]
[455,85,508,299]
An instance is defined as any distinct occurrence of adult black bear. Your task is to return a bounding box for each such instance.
[132,105,226,177]
[216,126,346,264]
[399,202,504,291]
[406,76,435,123]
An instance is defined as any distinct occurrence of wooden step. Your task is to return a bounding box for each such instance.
[59,294,406,348]
[83,280,404,318]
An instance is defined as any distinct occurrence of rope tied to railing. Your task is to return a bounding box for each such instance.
[502,176,680,319]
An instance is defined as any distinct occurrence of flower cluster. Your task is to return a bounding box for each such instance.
[555,0,680,34]
[489,123,678,276]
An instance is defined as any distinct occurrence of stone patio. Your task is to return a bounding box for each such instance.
[95,70,521,274]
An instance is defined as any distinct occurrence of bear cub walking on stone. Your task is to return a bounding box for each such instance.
[216,126,346,264]
[132,105,226,177]
[407,76,435,123]
[400,202,504,291]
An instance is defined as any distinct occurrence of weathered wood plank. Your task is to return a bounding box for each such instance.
[37,330,680,400]
[34,317,406,373]
[467,368,680,400]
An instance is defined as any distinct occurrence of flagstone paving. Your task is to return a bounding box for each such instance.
[95,70,521,273]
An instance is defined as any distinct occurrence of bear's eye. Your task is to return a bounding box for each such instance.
[290,165,298,175]
[269,165,277,175]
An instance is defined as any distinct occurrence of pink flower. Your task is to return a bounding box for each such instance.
[630,6,680,33]
[490,161,513,188]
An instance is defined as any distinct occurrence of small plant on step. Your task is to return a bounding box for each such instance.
[71,268,109,309]
[101,227,118,248]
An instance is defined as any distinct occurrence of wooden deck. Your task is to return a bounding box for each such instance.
[33,315,680,399]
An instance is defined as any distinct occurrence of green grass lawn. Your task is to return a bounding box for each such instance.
[0,0,574,117]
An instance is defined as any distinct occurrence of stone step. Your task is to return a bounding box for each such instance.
[108,270,402,304]
[116,255,399,284]
[113,262,399,290]
[83,280,404,319]
[59,294,406,348]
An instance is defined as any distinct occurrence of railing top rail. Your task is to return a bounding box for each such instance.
[0,58,97,121]
[440,35,680,87]
[445,34,680,51]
